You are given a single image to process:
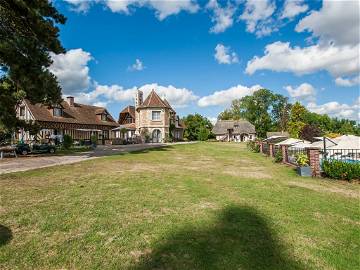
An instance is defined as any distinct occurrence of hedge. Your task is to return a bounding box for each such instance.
[322,159,360,181]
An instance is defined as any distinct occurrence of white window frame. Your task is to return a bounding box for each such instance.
[19,106,25,117]
[151,111,161,121]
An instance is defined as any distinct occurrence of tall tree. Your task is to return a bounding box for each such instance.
[271,94,291,132]
[287,102,308,138]
[0,0,66,130]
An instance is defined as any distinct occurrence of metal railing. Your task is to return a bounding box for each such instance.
[321,149,360,163]
[287,147,307,165]
[262,143,270,155]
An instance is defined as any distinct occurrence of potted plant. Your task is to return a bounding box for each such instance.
[295,153,311,176]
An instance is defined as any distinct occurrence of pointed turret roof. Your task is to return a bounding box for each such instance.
[137,90,170,109]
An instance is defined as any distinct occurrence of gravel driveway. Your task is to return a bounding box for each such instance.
[0,143,184,174]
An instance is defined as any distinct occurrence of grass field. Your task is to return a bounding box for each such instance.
[0,142,359,269]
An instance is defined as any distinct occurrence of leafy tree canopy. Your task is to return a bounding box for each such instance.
[183,114,213,141]
[218,89,291,138]
[218,89,359,139]
[0,0,66,130]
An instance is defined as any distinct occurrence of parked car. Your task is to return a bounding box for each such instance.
[15,143,31,155]
[32,143,56,154]
[15,143,56,155]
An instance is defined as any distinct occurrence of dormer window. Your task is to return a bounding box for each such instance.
[101,114,107,121]
[53,107,62,117]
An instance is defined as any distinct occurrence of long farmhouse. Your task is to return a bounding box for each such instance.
[16,96,119,144]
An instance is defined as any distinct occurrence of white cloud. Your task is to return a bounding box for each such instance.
[246,41,360,78]
[295,0,360,46]
[335,75,360,87]
[239,0,276,37]
[138,83,198,108]
[207,0,235,34]
[280,0,308,19]
[104,0,199,20]
[63,0,92,12]
[49,48,93,95]
[214,44,238,64]
[307,99,360,121]
[93,101,108,108]
[207,117,218,125]
[197,84,262,107]
[128,59,145,71]
[285,83,315,102]
[74,83,198,108]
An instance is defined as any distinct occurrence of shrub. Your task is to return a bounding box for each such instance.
[322,160,360,181]
[295,153,309,166]
[274,150,283,163]
[90,135,98,146]
[247,141,260,153]
[63,134,73,149]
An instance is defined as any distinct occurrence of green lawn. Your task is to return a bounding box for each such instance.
[0,142,359,269]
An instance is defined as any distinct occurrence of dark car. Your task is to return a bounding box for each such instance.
[15,143,31,155]
[15,143,56,155]
[32,143,56,154]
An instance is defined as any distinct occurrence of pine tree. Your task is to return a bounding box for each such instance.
[0,0,66,130]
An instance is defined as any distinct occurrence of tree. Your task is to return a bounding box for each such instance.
[63,134,73,149]
[218,109,235,120]
[183,114,213,141]
[287,102,308,138]
[0,0,66,130]
[300,124,323,142]
[271,94,291,132]
[218,89,275,138]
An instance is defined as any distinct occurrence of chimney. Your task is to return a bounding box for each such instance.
[135,90,143,108]
[66,96,74,107]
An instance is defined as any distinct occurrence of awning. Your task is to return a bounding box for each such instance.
[76,129,102,132]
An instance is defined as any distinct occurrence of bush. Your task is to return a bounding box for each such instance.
[322,160,360,181]
[63,134,73,149]
[247,141,260,153]
[274,150,283,163]
[295,153,309,166]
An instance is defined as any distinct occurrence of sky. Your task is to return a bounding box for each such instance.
[50,0,360,122]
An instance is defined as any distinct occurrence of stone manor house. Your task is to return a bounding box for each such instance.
[116,90,184,143]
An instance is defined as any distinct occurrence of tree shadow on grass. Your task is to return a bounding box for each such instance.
[134,206,304,270]
[0,224,12,246]
[128,145,174,155]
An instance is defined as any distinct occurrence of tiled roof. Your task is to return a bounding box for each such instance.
[25,99,119,127]
[138,90,170,109]
[163,98,174,111]
[266,131,289,138]
[118,105,135,123]
[212,120,256,135]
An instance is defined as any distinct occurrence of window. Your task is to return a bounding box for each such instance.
[152,111,161,121]
[53,108,62,117]
[101,114,107,121]
[20,106,25,117]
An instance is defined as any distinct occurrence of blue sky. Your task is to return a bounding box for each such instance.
[50,0,360,122]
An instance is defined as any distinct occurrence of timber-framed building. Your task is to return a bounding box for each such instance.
[16,96,119,144]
